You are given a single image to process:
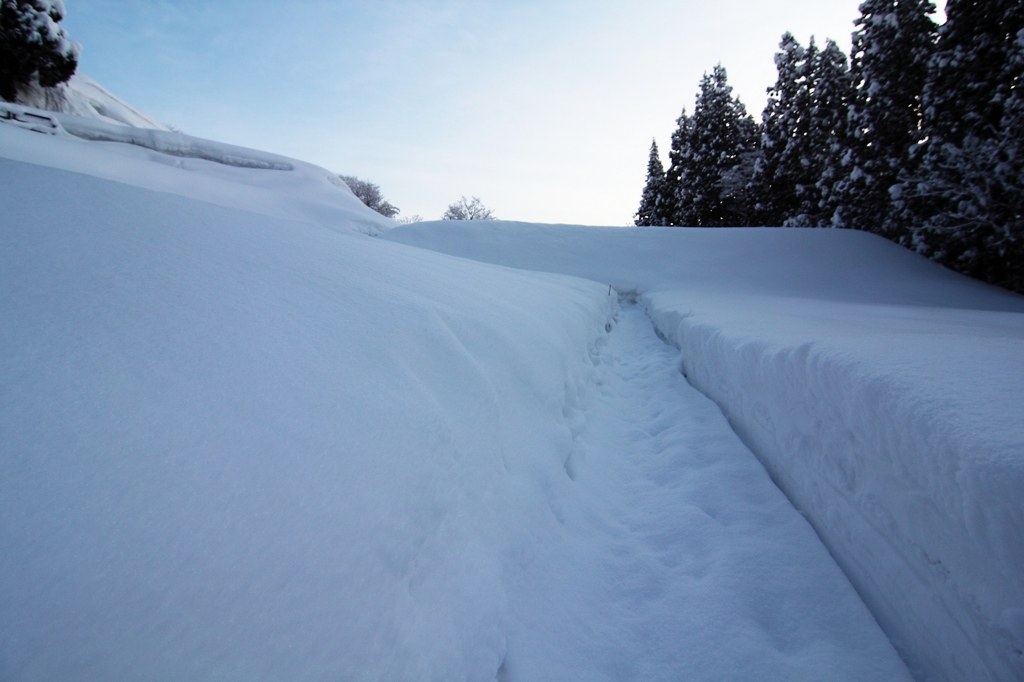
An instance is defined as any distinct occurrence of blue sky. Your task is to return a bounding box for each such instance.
[63,0,945,225]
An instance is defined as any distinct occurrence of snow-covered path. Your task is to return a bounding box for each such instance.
[0,126,925,680]
[499,304,910,681]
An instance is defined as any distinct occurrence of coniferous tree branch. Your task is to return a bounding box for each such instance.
[0,0,79,102]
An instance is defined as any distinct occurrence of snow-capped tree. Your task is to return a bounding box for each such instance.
[919,0,1021,149]
[662,108,693,226]
[442,196,496,220]
[895,0,1024,292]
[751,33,812,226]
[825,0,937,234]
[0,0,79,102]
[753,35,856,228]
[809,40,856,227]
[339,175,400,218]
[671,65,759,226]
[635,139,669,226]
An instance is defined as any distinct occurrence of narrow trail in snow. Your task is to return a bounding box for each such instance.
[499,304,907,681]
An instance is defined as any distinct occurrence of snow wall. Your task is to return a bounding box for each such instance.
[385,221,1024,682]
[645,293,1024,682]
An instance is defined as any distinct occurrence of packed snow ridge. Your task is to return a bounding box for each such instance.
[2,82,1023,682]
[0,81,394,237]
[1,100,294,170]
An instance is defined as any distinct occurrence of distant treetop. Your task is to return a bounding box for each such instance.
[339,175,400,219]
[442,196,496,220]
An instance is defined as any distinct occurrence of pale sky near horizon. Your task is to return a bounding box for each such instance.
[63,1,946,226]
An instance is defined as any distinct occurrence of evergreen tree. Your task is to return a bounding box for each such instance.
[755,36,853,228]
[896,0,1024,292]
[811,40,856,227]
[635,139,669,226]
[998,31,1024,292]
[673,65,759,226]
[662,108,693,226]
[920,0,1021,147]
[0,0,79,102]
[752,33,812,226]
[825,0,937,234]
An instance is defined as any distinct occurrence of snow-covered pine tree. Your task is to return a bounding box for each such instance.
[895,0,1024,292]
[920,0,1020,149]
[674,65,759,226]
[663,108,693,226]
[999,28,1024,292]
[756,37,852,228]
[752,33,811,226]
[811,40,856,227]
[825,0,937,235]
[635,139,669,226]
[0,0,79,102]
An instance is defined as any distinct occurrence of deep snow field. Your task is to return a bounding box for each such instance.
[386,222,1024,682]
[1,96,1022,682]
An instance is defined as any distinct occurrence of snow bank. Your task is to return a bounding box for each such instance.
[385,221,1024,682]
[646,292,1024,682]
[7,73,294,174]
[0,104,394,235]
[56,112,295,170]
[0,99,292,170]
[14,72,170,130]
[0,159,615,681]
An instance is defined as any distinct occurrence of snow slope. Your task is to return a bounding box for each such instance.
[15,73,171,130]
[0,100,394,235]
[0,117,912,679]
[385,221,1024,682]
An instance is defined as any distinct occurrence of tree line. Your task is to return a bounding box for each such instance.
[342,176,496,222]
[636,0,1023,294]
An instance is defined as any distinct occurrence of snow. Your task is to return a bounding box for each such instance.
[0,155,609,681]
[14,73,171,131]
[0,113,920,680]
[498,304,908,680]
[0,102,395,236]
[384,221,1024,682]
[55,113,294,170]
